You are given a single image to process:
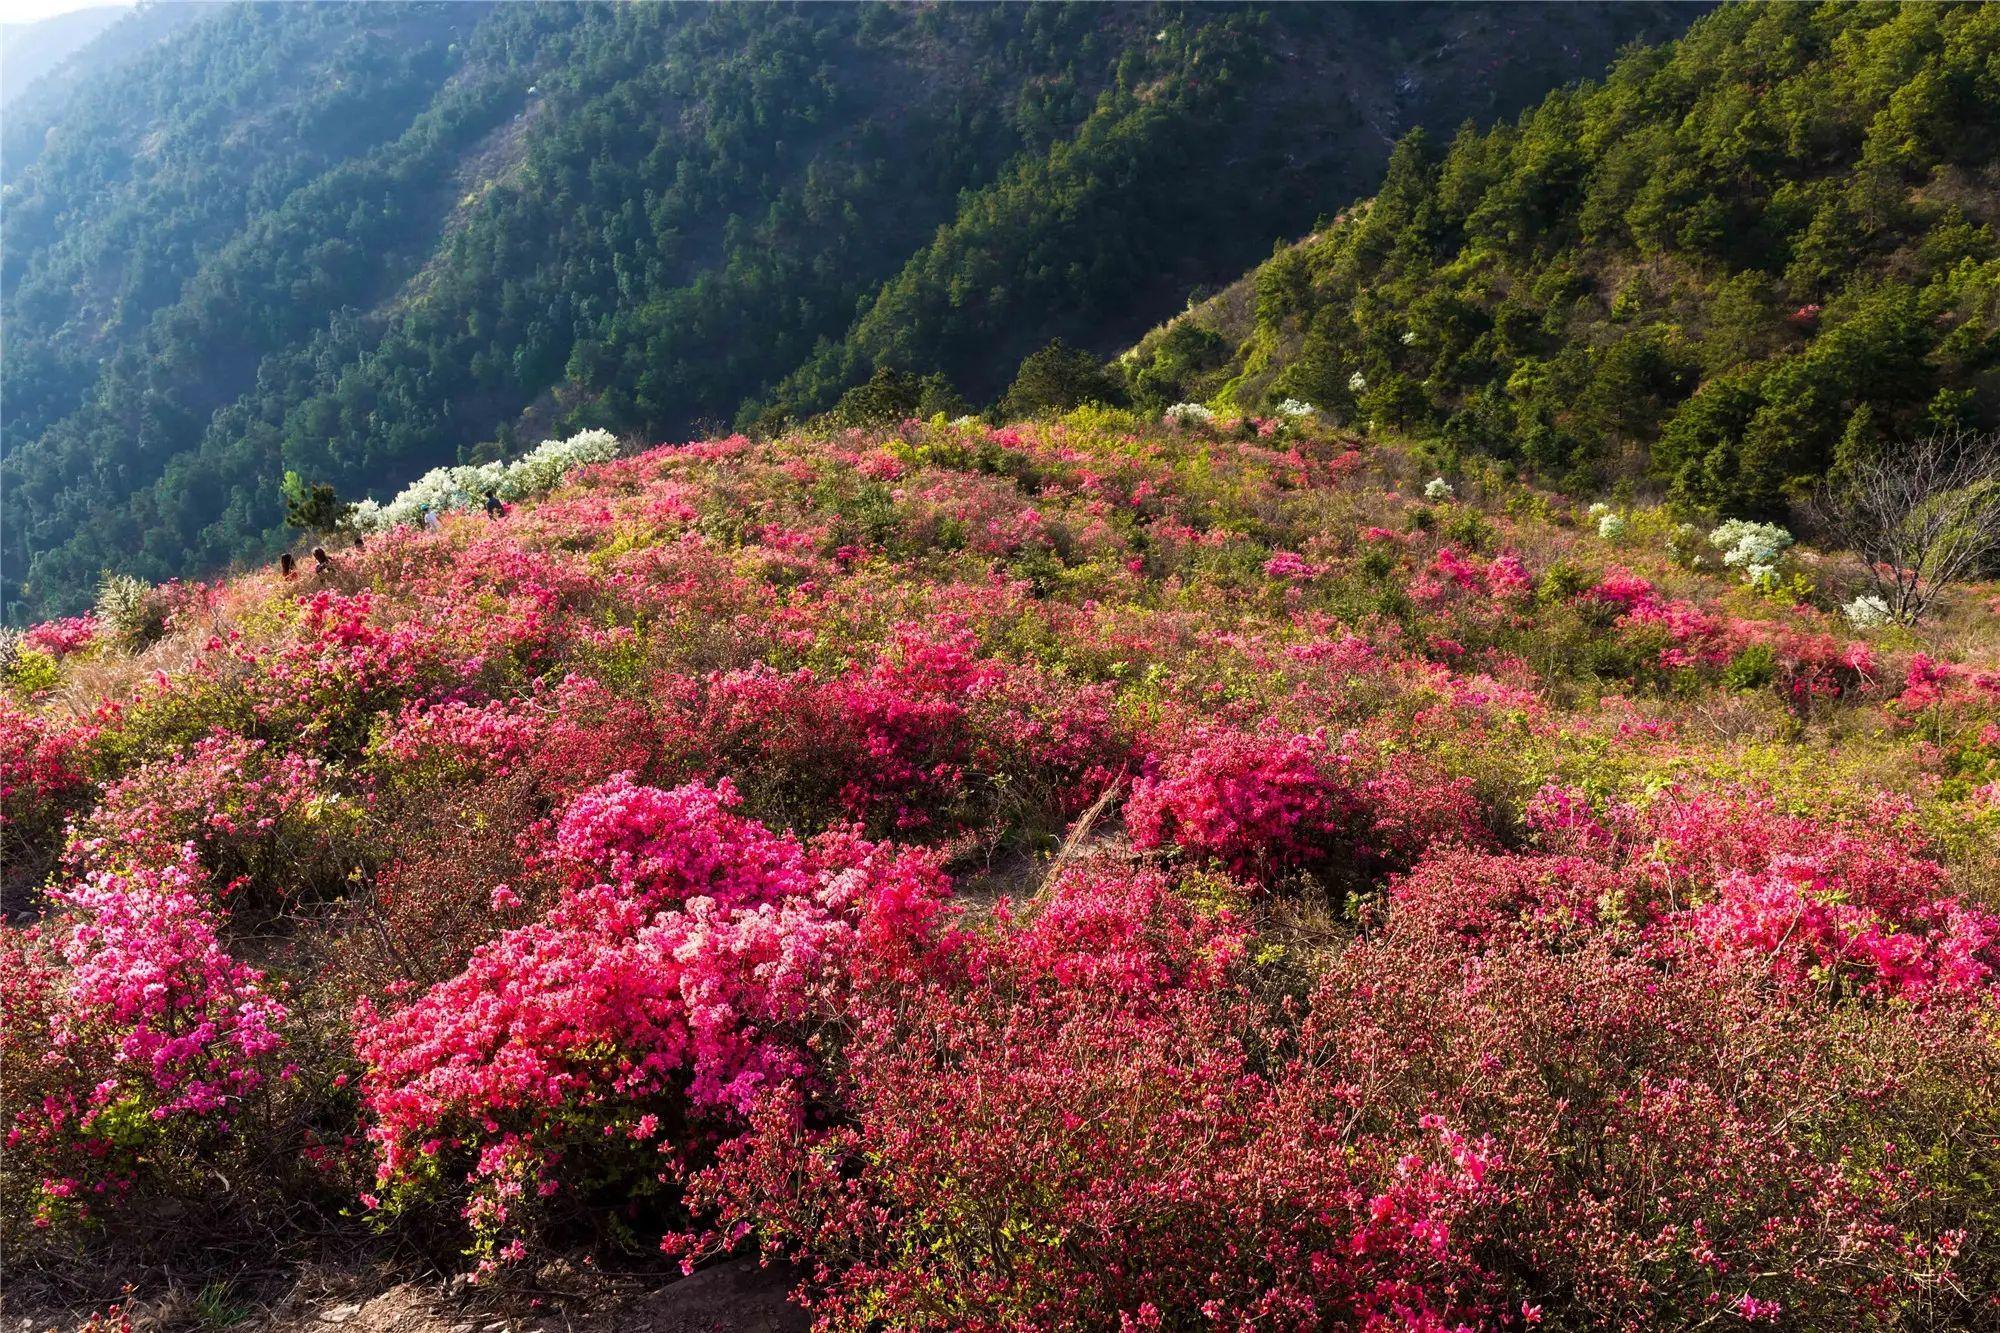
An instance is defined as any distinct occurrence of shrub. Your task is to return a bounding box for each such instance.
[354,778,951,1269]
[93,574,168,651]
[681,863,1509,1331]
[69,730,359,907]
[1126,725,1488,886]
[2,850,289,1244]
[0,703,96,894]
[348,429,619,533]
[1708,519,1793,588]
[1310,917,1997,1328]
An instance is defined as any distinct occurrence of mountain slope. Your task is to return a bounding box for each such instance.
[5,412,1998,1323]
[0,1,1698,620]
[2,5,126,106]
[753,3,1706,420]
[1127,2,2000,514]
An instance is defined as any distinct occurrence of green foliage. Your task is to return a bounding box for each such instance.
[1001,340,1124,418]
[1221,4,2000,518]
[93,573,166,652]
[281,472,354,538]
[1723,643,1779,693]
[1,2,1695,620]
[1,645,61,696]
[820,368,968,430]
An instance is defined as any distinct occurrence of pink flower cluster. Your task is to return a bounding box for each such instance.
[49,849,287,1117]
[1126,724,1487,884]
[355,777,951,1260]
[1515,784,2000,1003]
[22,616,98,658]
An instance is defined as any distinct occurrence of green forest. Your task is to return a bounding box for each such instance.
[0,1,1691,620]
[1136,2,2000,517]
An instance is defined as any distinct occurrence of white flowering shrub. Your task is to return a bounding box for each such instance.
[94,573,167,649]
[1666,522,1703,567]
[1399,330,1418,346]
[351,429,619,534]
[1744,563,1784,593]
[1274,399,1317,421]
[1163,402,1215,426]
[1347,371,1369,393]
[1843,595,1893,629]
[1708,519,1794,587]
[1424,477,1455,503]
[1597,513,1628,541]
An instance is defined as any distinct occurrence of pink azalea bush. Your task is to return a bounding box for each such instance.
[2,849,288,1233]
[69,729,355,904]
[354,778,951,1267]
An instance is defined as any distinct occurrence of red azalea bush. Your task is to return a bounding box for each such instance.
[1125,724,1488,886]
[1311,891,1999,1328]
[681,862,1517,1331]
[653,631,1124,836]
[1523,785,2000,1002]
[0,700,95,889]
[373,672,658,801]
[22,616,98,659]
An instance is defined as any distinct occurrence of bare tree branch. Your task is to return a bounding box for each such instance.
[1807,428,2000,625]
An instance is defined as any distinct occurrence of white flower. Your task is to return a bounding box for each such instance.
[1347,371,1369,394]
[1163,402,1215,426]
[351,428,620,533]
[1424,477,1454,503]
[1587,501,1611,520]
[1596,512,1628,540]
[1274,398,1316,420]
[1400,330,1418,346]
[1843,594,1893,629]
[1708,519,1793,587]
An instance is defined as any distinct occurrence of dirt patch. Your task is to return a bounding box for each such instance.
[8,1260,808,1333]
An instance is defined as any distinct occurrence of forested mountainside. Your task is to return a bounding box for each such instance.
[1125,2,2000,517]
[0,0,1697,621]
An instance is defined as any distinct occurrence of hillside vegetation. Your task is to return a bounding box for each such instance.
[5,410,1999,1328]
[1127,2,2000,516]
[0,1,1696,621]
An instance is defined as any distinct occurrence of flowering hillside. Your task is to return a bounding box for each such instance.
[5,413,2000,1330]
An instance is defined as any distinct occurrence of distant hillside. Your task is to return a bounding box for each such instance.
[0,1,1696,620]
[1,2,211,113]
[1126,2,2000,516]
[2,5,124,106]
